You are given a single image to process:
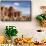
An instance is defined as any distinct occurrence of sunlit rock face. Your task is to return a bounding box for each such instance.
[0,36,5,44]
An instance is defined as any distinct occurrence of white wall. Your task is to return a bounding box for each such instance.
[0,0,46,41]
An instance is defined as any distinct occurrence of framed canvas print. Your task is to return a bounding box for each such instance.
[0,0,31,21]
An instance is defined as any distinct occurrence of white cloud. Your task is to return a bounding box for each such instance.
[1,4,12,7]
[14,2,20,6]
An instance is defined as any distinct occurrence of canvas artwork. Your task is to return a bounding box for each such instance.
[0,1,31,21]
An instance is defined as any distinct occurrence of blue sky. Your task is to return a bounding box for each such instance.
[1,1,31,15]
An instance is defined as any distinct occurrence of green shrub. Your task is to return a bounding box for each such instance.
[36,14,46,21]
[5,26,18,39]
